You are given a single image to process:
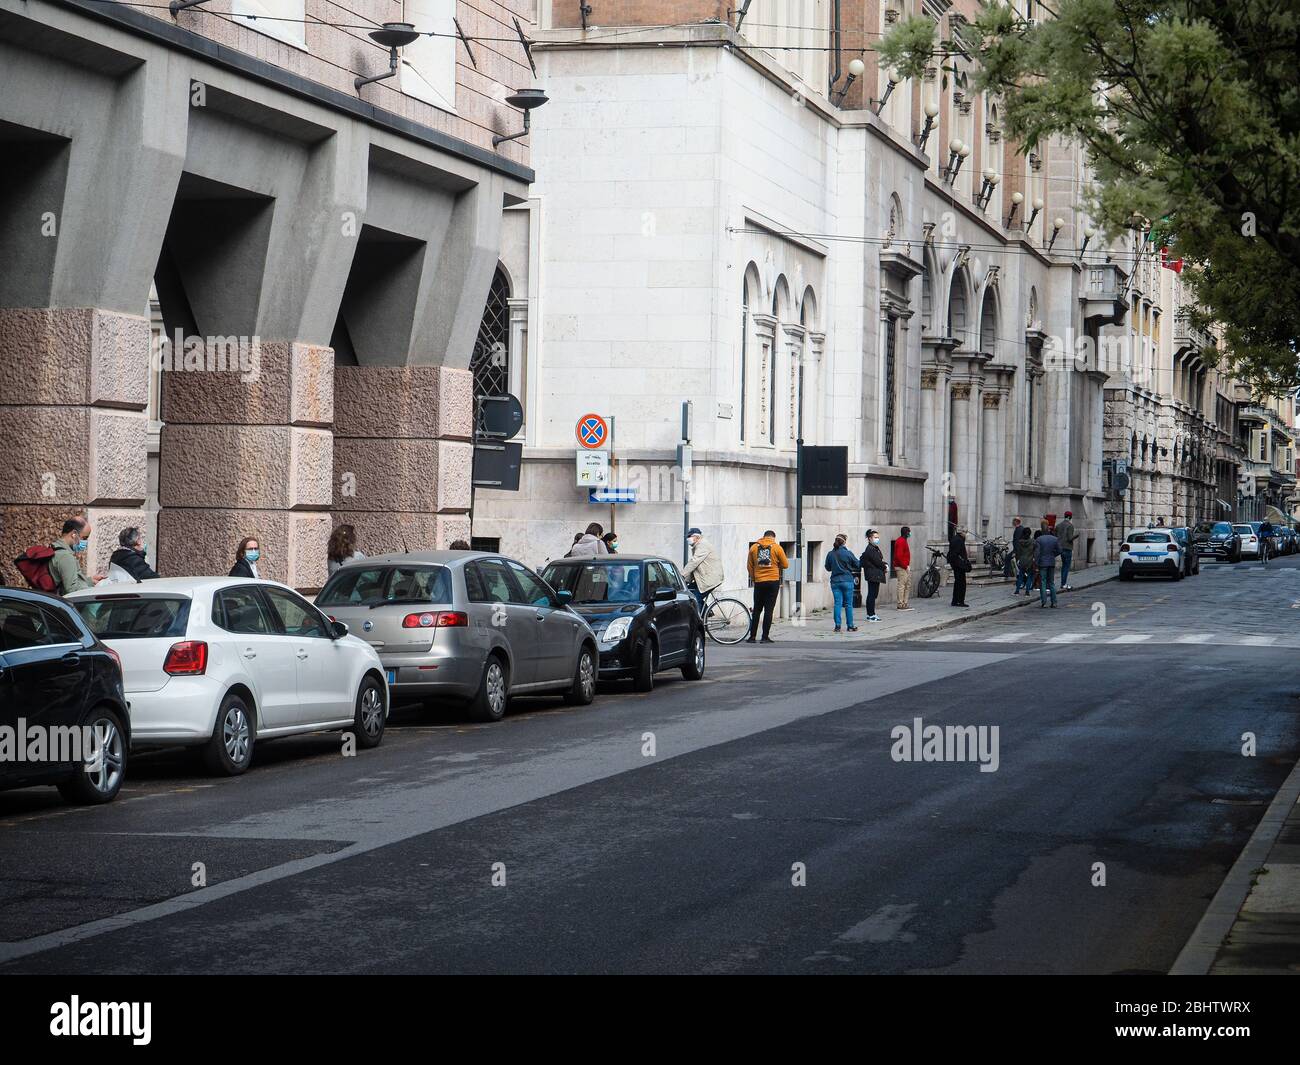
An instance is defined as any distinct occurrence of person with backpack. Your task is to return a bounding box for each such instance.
[746,530,788,643]
[858,529,887,622]
[824,533,861,632]
[892,526,913,610]
[47,517,102,594]
[1014,524,1036,596]
[106,526,159,583]
[1056,510,1077,589]
[1035,523,1062,608]
[230,536,261,578]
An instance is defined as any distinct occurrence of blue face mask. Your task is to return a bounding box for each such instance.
[72,539,87,553]
[245,549,260,563]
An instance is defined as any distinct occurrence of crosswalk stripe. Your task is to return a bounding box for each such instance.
[985,631,1033,643]
[1047,633,1091,643]
[1175,633,1215,643]
[927,633,971,642]
[1109,634,1152,643]
[1238,635,1277,646]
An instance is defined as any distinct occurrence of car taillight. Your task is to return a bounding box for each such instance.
[1120,543,1129,552]
[1249,536,1257,542]
[106,647,122,676]
[1167,544,1178,552]
[402,611,468,628]
[163,640,208,675]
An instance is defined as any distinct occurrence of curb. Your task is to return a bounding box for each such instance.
[1170,752,1300,975]
[777,568,1118,644]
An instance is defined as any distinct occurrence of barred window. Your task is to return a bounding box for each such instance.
[471,268,510,400]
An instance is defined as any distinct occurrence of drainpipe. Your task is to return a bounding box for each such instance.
[828,0,842,96]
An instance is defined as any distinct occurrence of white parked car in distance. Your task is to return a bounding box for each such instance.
[1232,523,1262,558]
[67,578,388,774]
[1117,528,1185,581]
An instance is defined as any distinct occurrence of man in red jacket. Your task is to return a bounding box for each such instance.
[892,526,913,610]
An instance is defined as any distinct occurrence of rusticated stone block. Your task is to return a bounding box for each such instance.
[332,438,440,512]
[159,425,296,510]
[435,440,472,513]
[0,406,91,504]
[436,365,474,440]
[88,408,149,506]
[289,427,333,509]
[0,307,149,409]
[435,514,471,548]
[332,365,440,439]
[161,340,333,427]
[339,512,440,557]
[287,511,332,592]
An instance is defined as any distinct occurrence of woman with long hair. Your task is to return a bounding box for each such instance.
[327,524,366,575]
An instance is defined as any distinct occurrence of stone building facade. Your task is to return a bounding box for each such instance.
[0,0,536,589]
[475,0,1124,608]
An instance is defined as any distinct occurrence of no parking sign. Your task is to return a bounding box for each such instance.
[575,413,608,450]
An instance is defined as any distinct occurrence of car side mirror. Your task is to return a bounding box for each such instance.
[331,620,349,639]
[654,587,677,602]
[555,589,573,605]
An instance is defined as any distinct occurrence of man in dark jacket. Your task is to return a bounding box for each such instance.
[1259,518,1275,565]
[1034,527,1062,607]
[858,529,887,622]
[947,526,971,607]
[1014,527,1035,596]
[108,526,160,582]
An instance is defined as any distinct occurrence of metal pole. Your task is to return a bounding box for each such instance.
[795,363,804,619]
[682,400,692,566]
[608,416,616,536]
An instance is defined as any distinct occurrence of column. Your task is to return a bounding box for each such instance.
[752,313,777,446]
[784,324,806,444]
[919,355,952,542]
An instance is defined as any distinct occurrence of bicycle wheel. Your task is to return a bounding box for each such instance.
[704,597,751,644]
[917,567,940,599]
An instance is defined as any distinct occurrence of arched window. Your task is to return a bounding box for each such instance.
[979,288,997,355]
[471,267,510,399]
[740,275,751,443]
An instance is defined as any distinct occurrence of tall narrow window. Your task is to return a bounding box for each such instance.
[740,282,749,443]
[1026,375,1036,479]
[883,316,898,465]
[471,268,510,403]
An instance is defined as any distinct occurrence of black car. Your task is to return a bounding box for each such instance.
[1169,527,1201,576]
[0,587,130,804]
[540,554,705,692]
[1192,521,1241,563]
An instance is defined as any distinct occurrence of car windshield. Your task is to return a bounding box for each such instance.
[317,565,452,608]
[74,597,190,639]
[542,562,643,603]
[1127,532,1171,544]
[1212,522,1233,535]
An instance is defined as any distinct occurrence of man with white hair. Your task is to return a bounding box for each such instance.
[682,527,724,611]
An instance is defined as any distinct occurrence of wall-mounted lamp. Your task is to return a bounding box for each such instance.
[578,1,592,31]
[1046,216,1064,253]
[976,168,1000,209]
[916,99,939,152]
[1006,190,1024,227]
[943,139,970,184]
[872,68,903,114]
[834,58,865,105]
[1026,196,1044,230]
[1028,151,1042,172]
[493,87,549,147]
[355,23,420,93]
[1080,224,1096,257]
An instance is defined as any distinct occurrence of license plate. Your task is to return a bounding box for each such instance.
[1135,555,1160,562]
[385,670,397,684]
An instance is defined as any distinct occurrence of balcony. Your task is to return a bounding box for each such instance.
[1080,263,1129,327]
[1173,306,1213,353]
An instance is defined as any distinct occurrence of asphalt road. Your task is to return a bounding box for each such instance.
[2,554,1297,974]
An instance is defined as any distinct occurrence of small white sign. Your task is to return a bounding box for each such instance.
[577,449,610,488]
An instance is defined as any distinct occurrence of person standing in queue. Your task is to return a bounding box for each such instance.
[746,530,788,643]
[230,536,261,578]
[858,529,887,622]
[824,533,861,632]
[947,525,972,607]
[892,526,913,610]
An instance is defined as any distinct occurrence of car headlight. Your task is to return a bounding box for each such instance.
[601,617,633,644]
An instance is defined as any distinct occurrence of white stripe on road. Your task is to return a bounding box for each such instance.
[927,633,972,642]
[1237,635,1277,646]
[1175,633,1215,644]
[1046,633,1092,643]
[1109,634,1152,644]
[985,632,1034,643]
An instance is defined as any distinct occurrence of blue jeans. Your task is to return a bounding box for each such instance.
[1015,564,1032,594]
[1059,548,1073,587]
[1039,565,1057,606]
[832,579,855,628]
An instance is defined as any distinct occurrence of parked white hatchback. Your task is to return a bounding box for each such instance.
[66,577,388,774]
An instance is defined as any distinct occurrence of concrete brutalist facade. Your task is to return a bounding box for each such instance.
[0,0,535,589]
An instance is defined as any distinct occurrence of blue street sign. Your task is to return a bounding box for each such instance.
[589,487,637,504]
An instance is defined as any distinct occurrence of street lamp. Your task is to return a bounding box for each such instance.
[833,57,865,105]
[1080,224,1096,257]
[355,23,421,93]
[1046,216,1064,253]
[1026,195,1044,230]
[493,87,549,147]
[943,139,970,184]
[976,168,999,209]
[916,99,939,152]
[1006,190,1024,227]
[952,141,971,183]
[873,67,903,114]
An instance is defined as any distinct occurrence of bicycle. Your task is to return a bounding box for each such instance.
[692,585,753,645]
[983,536,1013,579]
[916,546,947,599]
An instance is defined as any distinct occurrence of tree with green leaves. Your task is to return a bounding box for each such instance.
[877,1,1300,394]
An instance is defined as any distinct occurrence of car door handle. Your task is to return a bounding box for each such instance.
[535,612,546,621]
[296,651,309,660]
[242,647,257,659]
[61,652,82,664]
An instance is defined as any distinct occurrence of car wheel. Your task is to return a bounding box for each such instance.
[57,706,127,805]
[632,640,655,693]
[469,656,509,722]
[353,675,386,749]
[563,645,597,706]
[204,692,255,776]
[681,630,705,681]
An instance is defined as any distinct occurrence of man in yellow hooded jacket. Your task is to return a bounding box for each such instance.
[746,530,788,643]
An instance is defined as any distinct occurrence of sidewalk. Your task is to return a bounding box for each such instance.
[1172,755,1300,975]
[765,562,1119,643]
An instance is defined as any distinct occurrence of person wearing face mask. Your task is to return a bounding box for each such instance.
[601,532,619,554]
[48,517,104,595]
[230,536,262,578]
[107,525,160,582]
[682,527,724,612]
[858,529,887,622]
[824,533,861,632]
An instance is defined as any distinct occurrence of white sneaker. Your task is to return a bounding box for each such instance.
[868,615,882,622]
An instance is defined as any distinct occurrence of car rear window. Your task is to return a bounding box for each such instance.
[74,597,190,639]
[317,565,452,607]
[542,562,643,603]
[1126,532,1171,544]
[1212,522,1233,535]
